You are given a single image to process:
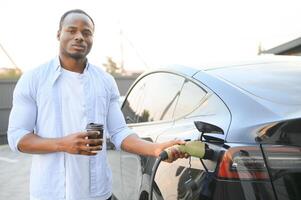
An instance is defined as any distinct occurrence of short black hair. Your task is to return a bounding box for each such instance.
[59,9,95,30]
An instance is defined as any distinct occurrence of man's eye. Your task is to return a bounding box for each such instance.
[83,31,92,37]
[69,30,76,34]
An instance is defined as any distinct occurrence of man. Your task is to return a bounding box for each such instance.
[7,9,185,200]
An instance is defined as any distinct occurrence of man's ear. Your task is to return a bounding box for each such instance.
[57,30,61,41]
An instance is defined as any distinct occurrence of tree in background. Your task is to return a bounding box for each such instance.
[0,68,22,79]
[0,43,22,79]
[103,57,124,76]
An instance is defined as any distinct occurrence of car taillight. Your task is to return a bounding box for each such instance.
[218,146,269,180]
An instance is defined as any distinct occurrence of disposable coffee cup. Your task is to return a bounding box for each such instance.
[86,123,103,147]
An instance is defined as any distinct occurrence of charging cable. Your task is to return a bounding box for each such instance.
[149,141,214,200]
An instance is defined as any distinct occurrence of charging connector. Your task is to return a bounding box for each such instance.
[149,141,214,200]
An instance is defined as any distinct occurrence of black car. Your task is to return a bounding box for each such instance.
[108,56,301,200]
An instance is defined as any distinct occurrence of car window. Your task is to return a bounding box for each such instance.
[122,72,185,123]
[122,75,149,123]
[174,80,207,118]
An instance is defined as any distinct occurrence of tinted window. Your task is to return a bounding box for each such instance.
[174,80,207,118]
[257,119,301,146]
[122,72,184,123]
[122,75,149,123]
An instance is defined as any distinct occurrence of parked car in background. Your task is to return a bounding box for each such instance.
[107,56,301,200]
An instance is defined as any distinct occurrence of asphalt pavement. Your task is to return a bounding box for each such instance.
[0,144,122,200]
[0,144,31,200]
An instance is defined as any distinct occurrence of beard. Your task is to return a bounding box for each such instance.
[60,45,91,60]
[68,52,86,60]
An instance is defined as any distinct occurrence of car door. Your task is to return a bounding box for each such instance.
[155,78,231,200]
[118,72,186,200]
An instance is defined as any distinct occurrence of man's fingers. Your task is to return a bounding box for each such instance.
[89,145,102,152]
[76,131,89,138]
[174,139,186,145]
[86,138,102,146]
[76,131,101,139]
[81,145,102,152]
[79,150,98,156]
[166,148,179,162]
[179,153,185,159]
[79,144,102,155]
[171,148,178,159]
[184,153,190,158]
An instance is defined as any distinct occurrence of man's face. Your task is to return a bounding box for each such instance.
[57,13,94,60]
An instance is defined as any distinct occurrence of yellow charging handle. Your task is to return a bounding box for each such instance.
[165,141,206,160]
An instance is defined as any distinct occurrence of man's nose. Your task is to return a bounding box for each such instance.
[74,32,84,41]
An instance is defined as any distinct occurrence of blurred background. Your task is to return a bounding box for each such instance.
[2,0,301,143]
[1,1,301,199]
[1,0,301,73]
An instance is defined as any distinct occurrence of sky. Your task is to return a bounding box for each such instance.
[1,0,301,72]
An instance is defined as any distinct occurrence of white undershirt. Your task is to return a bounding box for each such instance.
[58,68,100,200]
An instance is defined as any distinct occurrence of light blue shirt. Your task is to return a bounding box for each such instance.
[7,57,134,200]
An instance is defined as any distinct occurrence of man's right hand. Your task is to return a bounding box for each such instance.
[59,131,102,156]
[17,132,102,155]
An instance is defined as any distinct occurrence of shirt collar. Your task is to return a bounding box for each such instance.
[51,56,90,86]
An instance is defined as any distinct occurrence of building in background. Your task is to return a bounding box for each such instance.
[0,43,21,144]
[263,37,301,56]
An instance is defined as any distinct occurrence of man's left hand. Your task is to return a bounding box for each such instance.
[155,139,189,163]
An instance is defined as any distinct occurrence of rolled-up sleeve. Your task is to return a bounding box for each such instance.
[106,77,134,150]
[7,72,37,152]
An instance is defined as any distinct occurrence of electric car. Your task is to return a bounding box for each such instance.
[107,56,301,200]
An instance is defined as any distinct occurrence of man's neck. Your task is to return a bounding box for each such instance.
[59,55,87,73]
